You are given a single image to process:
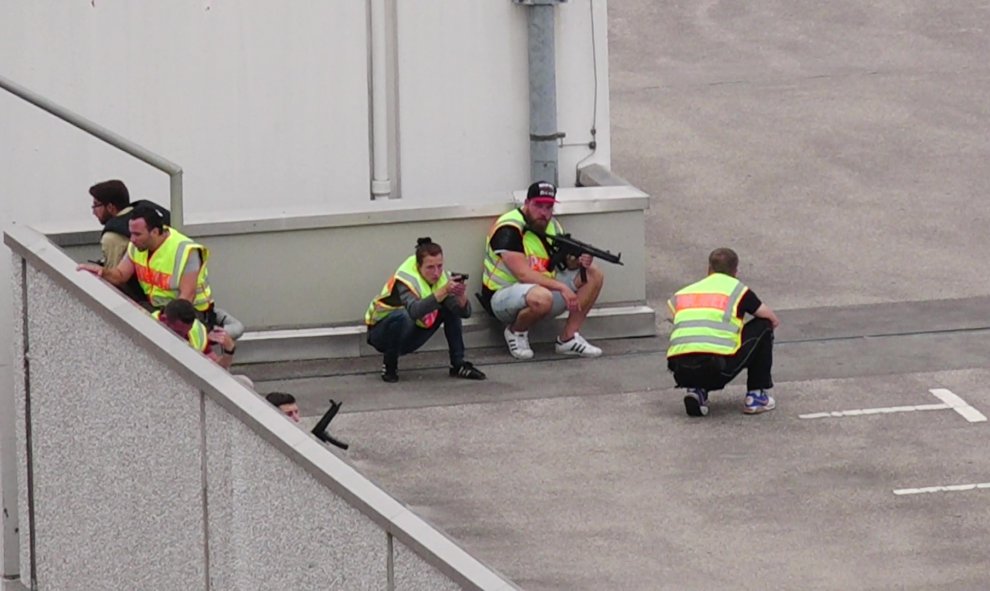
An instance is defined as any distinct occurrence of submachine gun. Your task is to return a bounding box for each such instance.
[311,399,349,450]
[525,226,623,282]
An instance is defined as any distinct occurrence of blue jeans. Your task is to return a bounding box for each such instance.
[366,307,466,366]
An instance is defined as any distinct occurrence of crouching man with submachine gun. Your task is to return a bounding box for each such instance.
[479,181,623,360]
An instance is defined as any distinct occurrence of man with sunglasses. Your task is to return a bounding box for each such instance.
[87,179,170,305]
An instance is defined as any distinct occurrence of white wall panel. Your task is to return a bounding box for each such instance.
[0,0,372,225]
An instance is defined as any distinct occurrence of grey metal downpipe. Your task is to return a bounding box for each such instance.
[515,0,567,185]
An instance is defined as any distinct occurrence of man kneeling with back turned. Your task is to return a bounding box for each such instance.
[667,248,781,417]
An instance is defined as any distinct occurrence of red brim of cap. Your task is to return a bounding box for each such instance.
[527,197,557,204]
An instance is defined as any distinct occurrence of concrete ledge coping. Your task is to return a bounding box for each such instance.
[40,183,650,246]
[239,325,368,342]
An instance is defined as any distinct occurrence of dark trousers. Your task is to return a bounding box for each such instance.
[667,318,774,392]
[366,307,465,366]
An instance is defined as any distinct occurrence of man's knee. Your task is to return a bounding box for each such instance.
[524,286,555,316]
[746,317,774,335]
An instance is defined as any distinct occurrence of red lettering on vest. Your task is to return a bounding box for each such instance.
[135,263,172,290]
[676,293,729,311]
[529,255,549,272]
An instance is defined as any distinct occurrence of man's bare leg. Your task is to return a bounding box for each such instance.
[510,286,554,332]
[562,265,604,340]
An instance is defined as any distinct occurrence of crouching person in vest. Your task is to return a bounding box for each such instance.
[480,182,605,360]
[666,248,781,417]
[365,237,486,383]
[77,204,216,327]
[155,299,238,370]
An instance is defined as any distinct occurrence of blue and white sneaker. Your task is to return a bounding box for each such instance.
[743,390,776,414]
[683,388,709,417]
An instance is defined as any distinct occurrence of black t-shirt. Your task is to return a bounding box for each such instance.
[480,210,536,310]
[489,223,526,254]
[737,289,762,317]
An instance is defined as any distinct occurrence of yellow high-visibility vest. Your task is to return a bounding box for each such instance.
[482,209,563,291]
[365,255,450,328]
[667,273,748,358]
[152,310,209,353]
[128,227,213,312]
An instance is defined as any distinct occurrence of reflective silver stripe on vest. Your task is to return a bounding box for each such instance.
[169,239,196,289]
[484,264,514,288]
[395,270,423,296]
[723,281,747,323]
[668,335,738,349]
[674,319,739,332]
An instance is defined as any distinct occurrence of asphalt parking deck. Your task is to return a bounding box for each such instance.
[245,1,990,587]
[241,299,990,590]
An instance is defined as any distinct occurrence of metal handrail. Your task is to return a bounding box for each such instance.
[0,74,184,229]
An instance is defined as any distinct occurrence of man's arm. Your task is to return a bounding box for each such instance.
[501,251,574,294]
[77,255,135,287]
[177,249,203,303]
[753,303,781,329]
[207,327,236,369]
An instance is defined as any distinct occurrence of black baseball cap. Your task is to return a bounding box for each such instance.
[526,181,557,203]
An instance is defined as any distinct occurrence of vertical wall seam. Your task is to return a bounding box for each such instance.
[386,0,401,199]
[199,391,211,590]
[19,258,37,589]
[386,532,394,591]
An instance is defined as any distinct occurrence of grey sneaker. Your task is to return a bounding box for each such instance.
[743,390,776,414]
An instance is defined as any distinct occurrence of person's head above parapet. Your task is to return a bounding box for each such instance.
[708,247,739,277]
[128,203,168,251]
[265,392,301,423]
[89,179,130,223]
[159,298,198,339]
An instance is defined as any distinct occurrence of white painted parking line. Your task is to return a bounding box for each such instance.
[799,404,948,420]
[894,482,990,496]
[928,388,988,423]
[800,388,987,422]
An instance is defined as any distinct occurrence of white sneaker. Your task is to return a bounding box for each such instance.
[504,327,534,360]
[555,332,602,358]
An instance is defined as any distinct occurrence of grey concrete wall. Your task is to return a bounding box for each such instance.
[204,395,387,590]
[5,226,520,590]
[17,265,207,591]
[49,187,650,331]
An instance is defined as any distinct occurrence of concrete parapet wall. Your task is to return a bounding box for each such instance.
[47,186,653,343]
[5,226,520,590]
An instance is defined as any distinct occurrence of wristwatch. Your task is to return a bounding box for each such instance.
[222,346,237,355]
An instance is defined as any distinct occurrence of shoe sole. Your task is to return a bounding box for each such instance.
[555,348,603,358]
[508,350,534,360]
[743,401,776,414]
[683,395,709,417]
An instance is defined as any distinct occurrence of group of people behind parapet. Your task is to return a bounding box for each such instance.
[78,180,242,371]
[79,177,783,419]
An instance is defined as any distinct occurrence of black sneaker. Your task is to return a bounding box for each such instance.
[381,359,399,383]
[449,361,486,380]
